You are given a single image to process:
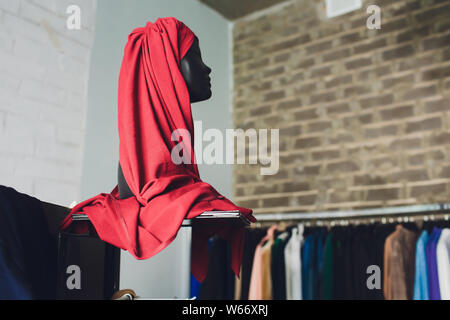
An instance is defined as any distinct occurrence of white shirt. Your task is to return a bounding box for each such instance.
[437,228,450,300]
[284,224,304,300]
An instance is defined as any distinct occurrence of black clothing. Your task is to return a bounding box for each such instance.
[0,185,57,299]
[199,237,235,299]
[240,228,266,300]
[271,230,291,300]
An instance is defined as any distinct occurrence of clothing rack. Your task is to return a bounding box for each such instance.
[253,203,450,226]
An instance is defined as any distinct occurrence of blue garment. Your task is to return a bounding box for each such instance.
[191,238,213,298]
[315,230,326,299]
[0,245,33,299]
[301,234,315,300]
[316,231,325,274]
[413,230,429,300]
[426,227,442,300]
[190,274,201,299]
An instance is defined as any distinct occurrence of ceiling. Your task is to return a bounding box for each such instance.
[198,0,291,20]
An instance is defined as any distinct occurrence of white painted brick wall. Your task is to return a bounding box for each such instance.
[0,0,97,206]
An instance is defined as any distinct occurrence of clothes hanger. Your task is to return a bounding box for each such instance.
[258,224,277,248]
[277,221,288,232]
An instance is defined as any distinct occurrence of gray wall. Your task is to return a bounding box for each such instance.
[82,0,232,298]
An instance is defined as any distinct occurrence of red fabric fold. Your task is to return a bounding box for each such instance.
[60,17,255,283]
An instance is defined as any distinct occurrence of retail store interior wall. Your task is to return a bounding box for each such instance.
[232,0,450,214]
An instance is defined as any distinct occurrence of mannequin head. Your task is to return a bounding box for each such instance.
[180,37,212,103]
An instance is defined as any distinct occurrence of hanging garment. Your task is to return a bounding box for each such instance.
[234,267,242,300]
[436,228,450,300]
[59,17,255,283]
[371,224,396,300]
[314,228,326,299]
[0,185,57,299]
[284,224,303,300]
[271,231,290,300]
[413,230,430,300]
[199,237,235,299]
[383,226,396,299]
[240,228,266,300]
[270,236,281,299]
[248,244,264,300]
[261,238,274,300]
[426,227,443,300]
[351,225,373,300]
[332,226,354,299]
[383,225,418,300]
[320,231,333,300]
[248,226,276,300]
[190,274,201,299]
[301,232,316,300]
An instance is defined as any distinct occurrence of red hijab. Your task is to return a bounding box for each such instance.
[60,17,255,283]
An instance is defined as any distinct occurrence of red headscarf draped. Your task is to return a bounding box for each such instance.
[60,17,255,283]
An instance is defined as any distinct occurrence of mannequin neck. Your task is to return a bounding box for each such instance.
[117,162,133,200]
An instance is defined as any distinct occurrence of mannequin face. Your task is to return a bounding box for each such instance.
[180,37,212,103]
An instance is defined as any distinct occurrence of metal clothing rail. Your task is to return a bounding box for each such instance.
[253,203,450,222]
[71,210,252,227]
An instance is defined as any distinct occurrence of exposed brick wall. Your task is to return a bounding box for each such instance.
[232,0,450,213]
[0,0,96,206]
